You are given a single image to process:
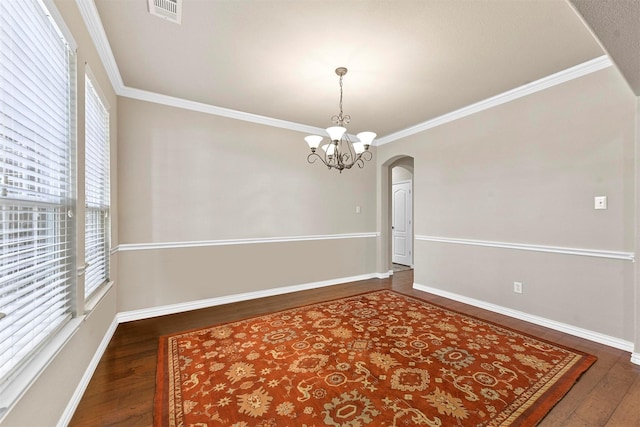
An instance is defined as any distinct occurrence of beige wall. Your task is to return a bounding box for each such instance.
[377,66,637,341]
[118,98,375,242]
[118,239,377,313]
[2,1,119,425]
[116,98,377,312]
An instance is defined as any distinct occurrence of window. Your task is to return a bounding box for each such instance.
[0,0,75,393]
[84,77,109,299]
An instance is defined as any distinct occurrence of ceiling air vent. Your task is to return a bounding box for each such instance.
[147,0,182,24]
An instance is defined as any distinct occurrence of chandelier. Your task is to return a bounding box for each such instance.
[304,67,375,172]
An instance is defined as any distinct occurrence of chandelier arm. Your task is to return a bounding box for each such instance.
[360,151,373,162]
[340,152,351,167]
[308,143,372,170]
[309,149,344,170]
[307,152,330,168]
[347,136,357,167]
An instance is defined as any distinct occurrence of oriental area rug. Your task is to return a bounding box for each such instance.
[154,290,596,426]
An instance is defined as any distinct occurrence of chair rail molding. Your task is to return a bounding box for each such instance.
[115,232,379,252]
[415,235,634,261]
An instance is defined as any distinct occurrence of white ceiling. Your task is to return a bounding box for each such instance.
[88,0,634,140]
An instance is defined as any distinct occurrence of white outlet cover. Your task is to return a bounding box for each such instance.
[513,282,523,294]
[594,196,607,210]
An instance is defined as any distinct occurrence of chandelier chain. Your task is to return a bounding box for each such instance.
[332,73,350,126]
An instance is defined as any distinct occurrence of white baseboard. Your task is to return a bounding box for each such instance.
[117,272,387,323]
[413,282,634,353]
[375,270,394,279]
[631,352,640,365]
[57,317,119,427]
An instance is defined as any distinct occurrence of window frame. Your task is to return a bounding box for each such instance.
[83,70,111,302]
[0,0,79,414]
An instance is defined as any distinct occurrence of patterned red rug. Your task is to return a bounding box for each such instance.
[154,290,596,426]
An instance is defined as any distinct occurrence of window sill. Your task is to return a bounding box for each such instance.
[0,317,83,423]
[85,281,115,315]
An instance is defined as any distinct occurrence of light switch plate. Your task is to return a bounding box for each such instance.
[594,196,607,210]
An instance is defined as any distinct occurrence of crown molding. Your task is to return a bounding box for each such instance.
[77,0,612,144]
[75,0,124,91]
[76,0,324,135]
[375,55,613,145]
[119,86,326,135]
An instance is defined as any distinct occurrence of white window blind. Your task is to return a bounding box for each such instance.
[0,0,74,391]
[84,77,109,299]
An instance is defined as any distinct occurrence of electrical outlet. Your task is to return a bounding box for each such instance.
[513,282,523,294]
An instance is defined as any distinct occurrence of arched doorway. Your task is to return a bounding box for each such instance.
[378,156,414,274]
[391,159,413,270]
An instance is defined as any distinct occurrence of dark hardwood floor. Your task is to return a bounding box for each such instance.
[69,270,640,426]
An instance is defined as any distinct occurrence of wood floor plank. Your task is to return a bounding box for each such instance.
[538,349,624,426]
[566,353,640,426]
[607,371,640,426]
[69,270,640,426]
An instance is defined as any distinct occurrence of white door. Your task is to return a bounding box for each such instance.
[392,181,412,266]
